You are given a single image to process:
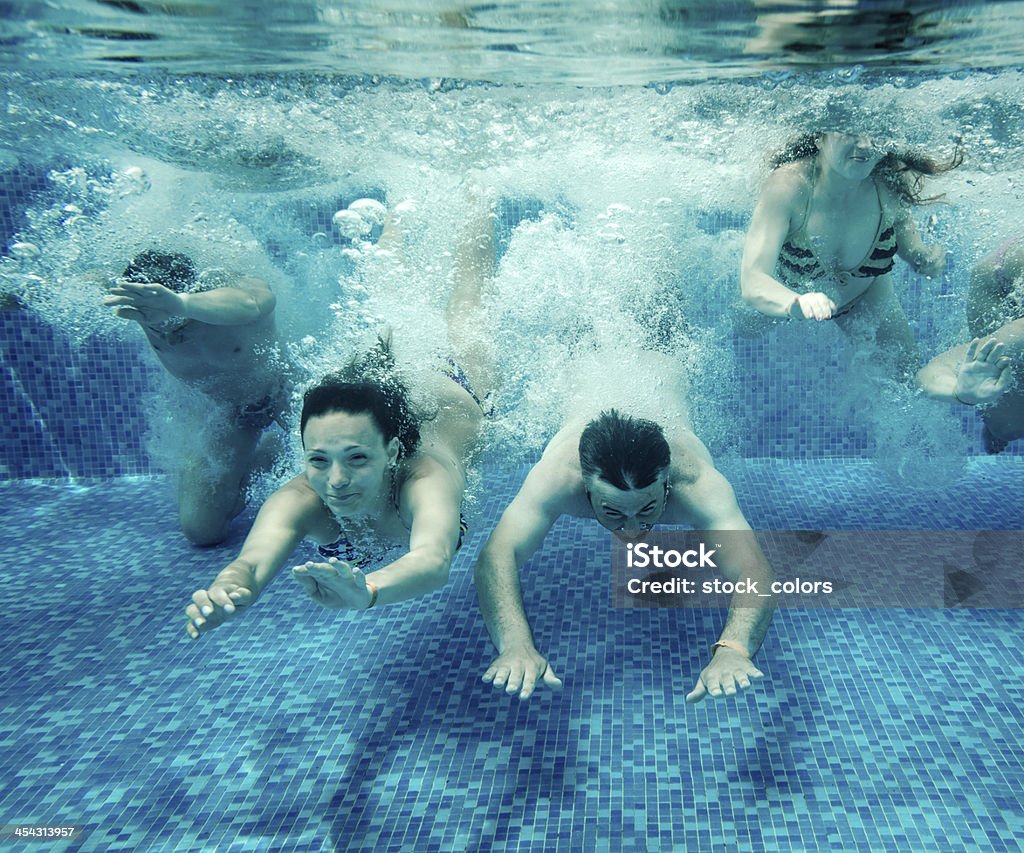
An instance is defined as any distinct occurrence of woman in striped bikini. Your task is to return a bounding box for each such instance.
[741,127,962,380]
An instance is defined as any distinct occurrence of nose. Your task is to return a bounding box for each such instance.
[328,463,350,488]
[619,517,643,535]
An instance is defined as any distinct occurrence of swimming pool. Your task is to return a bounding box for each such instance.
[2,3,1024,851]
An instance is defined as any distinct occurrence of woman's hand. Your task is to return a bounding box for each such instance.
[292,558,375,610]
[185,564,258,639]
[790,291,837,321]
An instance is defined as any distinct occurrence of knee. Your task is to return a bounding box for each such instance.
[179,500,232,546]
[180,515,230,547]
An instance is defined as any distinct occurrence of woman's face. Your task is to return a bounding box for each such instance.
[302,410,399,519]
[817,132,883,181]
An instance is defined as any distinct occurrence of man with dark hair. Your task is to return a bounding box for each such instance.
[104,250,292,546]
[475,408,775,704]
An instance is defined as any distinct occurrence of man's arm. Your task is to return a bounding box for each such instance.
[680,465,775,703]
[105,275,275,326]
[475,467,565,700]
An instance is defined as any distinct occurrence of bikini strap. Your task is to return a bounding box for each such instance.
[794,157,816,234]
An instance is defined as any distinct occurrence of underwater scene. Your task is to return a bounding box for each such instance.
[1,2,1023,851]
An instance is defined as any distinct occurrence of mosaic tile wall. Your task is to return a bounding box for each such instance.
[1,164,1019,480]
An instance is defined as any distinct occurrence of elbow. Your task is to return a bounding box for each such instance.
[739,267,767,309]
[430,561,451,591]
[422,548,452,591]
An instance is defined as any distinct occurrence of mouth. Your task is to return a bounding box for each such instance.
[326,492,358,505]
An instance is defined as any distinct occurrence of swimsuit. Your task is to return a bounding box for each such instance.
[235,393,284,431]
[777,162,898,318]
[317,513,468,566]
[441,356,496,417]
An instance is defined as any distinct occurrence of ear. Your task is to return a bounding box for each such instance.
[386,436,400,465]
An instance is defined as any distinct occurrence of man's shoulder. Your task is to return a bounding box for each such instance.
[519,447,581,513]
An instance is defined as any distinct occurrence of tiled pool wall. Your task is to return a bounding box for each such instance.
[1,163,1016,480]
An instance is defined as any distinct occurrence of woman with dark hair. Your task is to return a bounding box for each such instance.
[740,123,963,379]
[185,203,496,637]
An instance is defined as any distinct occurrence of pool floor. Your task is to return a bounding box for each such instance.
[0,458,1022,851]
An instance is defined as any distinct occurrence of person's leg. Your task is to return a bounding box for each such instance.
[836,276,920,383]
[446,201,498,400]
[177,424,264,547]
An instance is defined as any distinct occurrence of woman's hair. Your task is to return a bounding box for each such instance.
[300,336,423,459]
[770,132,965,205]
[578,409,671,491]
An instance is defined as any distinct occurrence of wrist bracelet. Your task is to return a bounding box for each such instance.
[787,295,801,319]
[365,580,379,610]
[711,639,751,659]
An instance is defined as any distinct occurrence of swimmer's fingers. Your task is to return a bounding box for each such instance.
[291,567,322,599]
[972,338,1003,363]
[108,280,182,312]
[686,652,764,703]
[482,659,510,688]
[292,560,367,609]
[799,292,834,321]
[516,661,562,700]
[981,339,1005,362]
[185,586,251,639]
[540,664,563,693]
[685,678,708,704]
[111,306,147,322]
[482,649,561,700]
[816,295,837,321]
[994,358,1013,393]
[209,583,253,612]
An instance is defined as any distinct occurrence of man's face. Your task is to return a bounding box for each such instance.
[585,475,671,542]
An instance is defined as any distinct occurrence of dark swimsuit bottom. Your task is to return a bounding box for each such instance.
[777,168,898,319]
[440,356,496,417]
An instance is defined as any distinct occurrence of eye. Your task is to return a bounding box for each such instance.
[348,453,368,466]
[306,456,327,468]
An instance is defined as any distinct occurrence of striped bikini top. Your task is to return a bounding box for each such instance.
[777,163,898,288]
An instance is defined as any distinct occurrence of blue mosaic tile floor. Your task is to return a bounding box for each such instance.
[1,459,1022,852]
